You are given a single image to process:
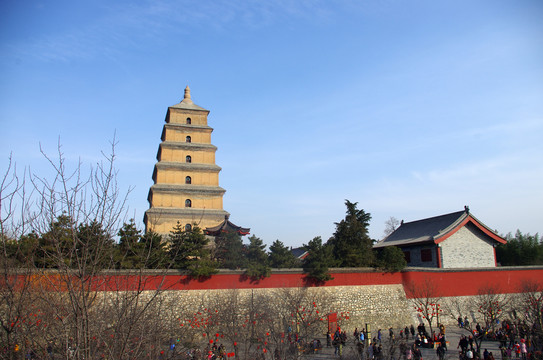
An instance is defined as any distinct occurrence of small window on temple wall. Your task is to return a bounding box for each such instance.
[185,224,192,231]
[421,248,432,262]
[186,155,192,163]
[185,176,191,184]
[403,251,411,263]
[185,199,192,207]
[186,136,191,143]
[186,117,191,124]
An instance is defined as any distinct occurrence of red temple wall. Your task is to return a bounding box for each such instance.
[8,267,543,297]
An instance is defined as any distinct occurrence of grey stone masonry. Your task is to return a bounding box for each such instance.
[440,222,496,268]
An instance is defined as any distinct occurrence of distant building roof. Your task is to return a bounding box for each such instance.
[170,86,209,112]
[373,206,506,248]
[290,247,309,260]
[204,215,250,236]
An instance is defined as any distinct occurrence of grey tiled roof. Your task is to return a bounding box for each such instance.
[373,210,468,248]
[291,247,308,259]
[204,215,250,236]
[373,209,506,248]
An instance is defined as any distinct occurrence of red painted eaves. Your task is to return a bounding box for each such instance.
[434,215,506,245]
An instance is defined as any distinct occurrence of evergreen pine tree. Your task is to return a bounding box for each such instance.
[139,230,167,269]
[36,214,74,268]
[268,239,300,268]
[376,246,407,272]
[169,222,217,276]
[116,219,144,268]
[76,220,114,269]
[245,235,271,279]
[328,200,374,267]
[214,231,246,269]
[302,236,334,282]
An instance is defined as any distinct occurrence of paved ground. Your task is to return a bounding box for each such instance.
[300,327,503,359]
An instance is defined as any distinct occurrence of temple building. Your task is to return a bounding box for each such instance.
[373,206,506,268]
[144,87,249,237]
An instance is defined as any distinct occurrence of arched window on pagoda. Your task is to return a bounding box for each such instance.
[186,155,191,163]
[185,224,192,231]
[185,199,192,207]
[186,136,191,143]
[185,176,191,184]
[186,117,191,124]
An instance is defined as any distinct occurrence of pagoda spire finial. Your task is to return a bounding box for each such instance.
[182,86,193,104]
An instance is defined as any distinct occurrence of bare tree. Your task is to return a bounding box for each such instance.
[475,284,508,333]
[205,289,274,360]
[1,139,179,359]
[383,217,400,238]
[514,280,543,349]
[405,278,443,335]
[0,155,43,359]
[22,139,129,359]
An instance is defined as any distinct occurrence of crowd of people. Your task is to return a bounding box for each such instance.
[323,323,443,359]
[324,317,542,360]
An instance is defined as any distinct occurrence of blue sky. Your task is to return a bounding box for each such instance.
[1,0,542,247]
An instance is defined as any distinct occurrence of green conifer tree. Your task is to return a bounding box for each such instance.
[245,235,271,279]
[376,246,407,272]
[139,230,168,269]
[268,239,300,268]
[35,214,74,268]
[169,222,217,276]
[214,231,246,269]
[76,220,114,269]
[302,236,334,282]
[116,219,144,268]
[328,200,374,267]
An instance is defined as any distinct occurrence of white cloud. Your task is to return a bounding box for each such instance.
[5,0,336,64]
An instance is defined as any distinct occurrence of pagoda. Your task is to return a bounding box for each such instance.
[144,87,248,236]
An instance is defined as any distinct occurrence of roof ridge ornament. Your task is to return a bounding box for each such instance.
[182,86,194,105]
[464,205,470,214]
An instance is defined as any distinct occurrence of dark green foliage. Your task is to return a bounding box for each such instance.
[118,219,141,251]
[139,230,168,269]
[76,220,114,268]
[245,235,271,279]
[214,231,246,270]
[115,219,145,269]
[35,214,75,268]
[169,222,217,276]
[302,237,334,282]
[114,221,168,269]
[496,230,543,266]
[23,214,118,269]
[6,232,38,266]
[376,246,407,272]
[327,200,374,267]
[186,258,219,278]
[268,239,300,268]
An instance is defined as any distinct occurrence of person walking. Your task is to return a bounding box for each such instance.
[519,339,527,360]
[436,344,445,360]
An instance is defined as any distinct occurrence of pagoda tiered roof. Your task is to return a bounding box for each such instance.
[205,215,250,236]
